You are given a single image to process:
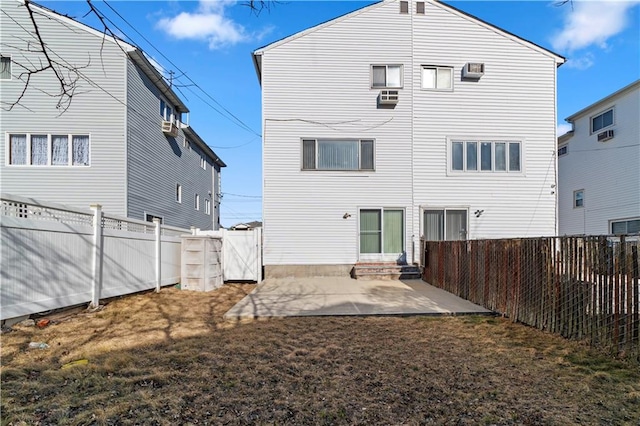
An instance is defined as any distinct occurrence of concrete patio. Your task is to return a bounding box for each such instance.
[223,277,492,319]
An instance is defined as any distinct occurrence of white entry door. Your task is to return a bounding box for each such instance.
[359,209,405,262]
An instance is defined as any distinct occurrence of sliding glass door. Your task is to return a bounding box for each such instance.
[360,209,404,260]
[423,209,467,241]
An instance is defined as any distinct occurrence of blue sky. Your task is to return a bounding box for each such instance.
[39,0,640,227]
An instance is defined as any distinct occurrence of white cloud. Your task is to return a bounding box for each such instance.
[564,52,595,69]
[157,0,269,49]
[551,0,640,52]
[557,123,572,136]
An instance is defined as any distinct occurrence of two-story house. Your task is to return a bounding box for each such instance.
[0,0,225,230]
[253,0,564,278]
[558,80,639,236]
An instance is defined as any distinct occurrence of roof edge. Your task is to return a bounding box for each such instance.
[565,79,640,122]
[183,126,226,168]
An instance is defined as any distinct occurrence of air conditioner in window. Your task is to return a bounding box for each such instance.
[597,129,614,142]
[462,62,484,80]
[379,90,399,105]
[162,120,179,137]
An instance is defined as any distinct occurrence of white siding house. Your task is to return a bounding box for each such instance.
[558,80,640,236]
[254,0,564,277]
[0,0,225,230]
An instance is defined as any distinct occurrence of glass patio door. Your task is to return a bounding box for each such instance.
[359,209,404,261]
[423,209,467,241]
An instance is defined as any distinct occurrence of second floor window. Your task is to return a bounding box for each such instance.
[1,55,11,80]
[422,66,453,90]
[591,108,613,133]
[302,139,374,171]
[451,140,521,172]
[195,194,200,211]
[371,65,402,89]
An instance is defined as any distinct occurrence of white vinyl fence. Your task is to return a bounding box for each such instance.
[0,194,190,320]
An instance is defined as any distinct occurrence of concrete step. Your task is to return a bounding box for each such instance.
[352,263,421,280]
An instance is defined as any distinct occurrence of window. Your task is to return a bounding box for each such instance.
[176,184,182,203]
[200,155,206,170]
[416,1,425,14]
[160,99,177,124]
[145,214,163,224]
[195,194,200,211]
[451,140,521,172]
[573,190,584,208]
[611,218,640,234]
[1,55,11,80]
[422,66,453,90]
[371,65,402,89]
[7,134,89,166]
[558,145,568,157]
[205,199,211,215]
[399,1,408,14]
[591,108,613,133]
[302,139,374,171]
[423,209,468,241]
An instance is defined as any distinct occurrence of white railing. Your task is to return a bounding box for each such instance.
[0,193,192,320]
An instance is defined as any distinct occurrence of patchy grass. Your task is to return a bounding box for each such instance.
[2,284,639,425]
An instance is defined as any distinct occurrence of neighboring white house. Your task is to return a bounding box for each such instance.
[253,0,565,277]
[558,80,640,236]
[0,0,225,230]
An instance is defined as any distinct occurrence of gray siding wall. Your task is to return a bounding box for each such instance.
[260,0,559,267]
[0,0,127,215]
[126,60,216,230]
[558,85,640,235]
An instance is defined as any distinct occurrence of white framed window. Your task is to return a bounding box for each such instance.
[7,133,90,166]
[573,189,584,208]
[557,145,568,157]
[205,199,211,215]
[371,65,402,89]
[591,108,613,134]
[422,208,468,241]
[200,155,206,170]
[611,218,640,234]
[422,66,453,90]
[1,55,11,80]
[160,99,180,124]
[195,194,200,211]
[302,139,374,171]
[450,140,521,172]
[176,184,182,203]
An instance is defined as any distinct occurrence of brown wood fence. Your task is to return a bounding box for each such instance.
[421,235,640,361]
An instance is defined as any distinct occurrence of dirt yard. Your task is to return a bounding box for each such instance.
[1,284,639,425]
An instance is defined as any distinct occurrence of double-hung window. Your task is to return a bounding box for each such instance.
[371,65,402,89]
[8,134,90,166]
[422,66,453,90]
[0,55,11,80]
[591,108,613,133]
[302,139,374,171]
[573,190,584,208]
[451,140,521,172]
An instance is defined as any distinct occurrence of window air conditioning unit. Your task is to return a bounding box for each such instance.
[597,129,614,142]
[162,120,179,137]
[379,90,399,105]
[462,62,484,80]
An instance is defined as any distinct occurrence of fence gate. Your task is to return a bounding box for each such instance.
[223,228,262,282]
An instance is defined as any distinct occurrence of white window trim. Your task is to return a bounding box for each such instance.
[301,138,376,172]
[195,193,200,211]
[176,183,182,203]
[205,199,211,215]
[370,64,403,89]
[420,206,470,241]
[609,217,640,234]
[421,65,454,91]
[446,137,525,175]
[1,54,12,80]
[5,133,91,167]
[200,155,207,170]
[573,189,584,209]
[590,107,614,135]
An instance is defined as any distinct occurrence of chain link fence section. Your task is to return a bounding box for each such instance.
[422,235,639,361]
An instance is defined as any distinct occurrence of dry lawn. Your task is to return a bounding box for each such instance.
[1,284,639,425]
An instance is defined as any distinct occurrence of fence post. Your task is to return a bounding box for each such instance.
[90,204,103,308]
[154,218,161,293]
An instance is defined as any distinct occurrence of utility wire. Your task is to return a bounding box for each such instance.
[100,0,261,137]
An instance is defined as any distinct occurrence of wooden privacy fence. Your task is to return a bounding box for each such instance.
[1,194,191,320]
[422,236,640,361]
